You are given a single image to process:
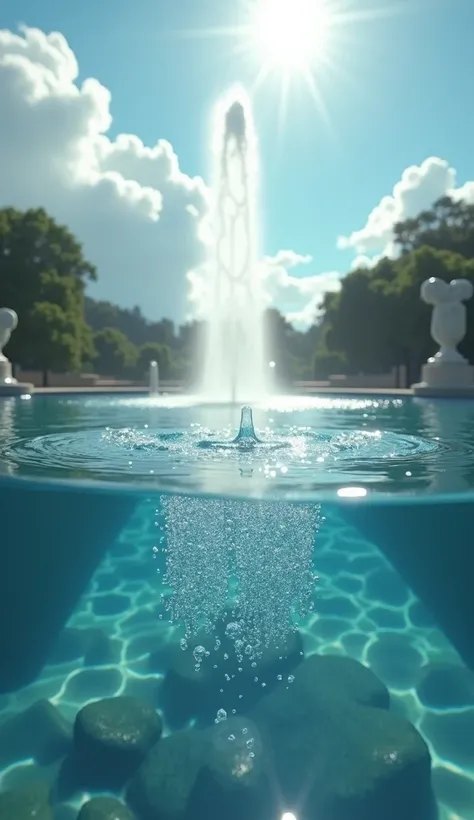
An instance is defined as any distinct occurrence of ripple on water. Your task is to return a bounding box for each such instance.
[0,402,453,498]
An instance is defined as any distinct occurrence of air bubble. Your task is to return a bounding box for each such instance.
[193,646,206,663]
[215,709,227,723]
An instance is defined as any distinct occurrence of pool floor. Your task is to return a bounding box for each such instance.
[0,504,472,819]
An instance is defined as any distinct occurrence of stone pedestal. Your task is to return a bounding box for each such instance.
[412,359,474,397]
[0,358,33,396]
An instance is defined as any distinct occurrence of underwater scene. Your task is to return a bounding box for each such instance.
[0,393,474,820]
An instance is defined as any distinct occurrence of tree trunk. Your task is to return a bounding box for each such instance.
[42,370,49,387]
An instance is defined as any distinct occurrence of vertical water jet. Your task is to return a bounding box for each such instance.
[201,91,267,403]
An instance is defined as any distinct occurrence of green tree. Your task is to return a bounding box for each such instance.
[0,207,95,374]
[323,246,474,383]
[394,195,474,259]
[313,349,347,379]
[137,343,172,380]
[93,328,138,377]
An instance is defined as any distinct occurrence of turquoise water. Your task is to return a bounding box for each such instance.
[0,394,473,819]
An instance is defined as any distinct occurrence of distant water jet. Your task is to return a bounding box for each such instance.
[149,360,159,395]
[201,89,267,404]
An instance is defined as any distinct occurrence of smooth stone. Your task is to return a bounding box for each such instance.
[128,720,272,820]
[365,569,409,607]
[161,624,304,727]
[250,654,433,820]
[366,633,424,689]
[92,594,130,617]
[417,663,474,709]
[0,781,52,820]
[0,700,72,768]
[78,796,135,819]
[127,730,206,820]
[74,696,162,788]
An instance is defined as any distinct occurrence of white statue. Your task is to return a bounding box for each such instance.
[421,277,473,364]
[0,308,18,361]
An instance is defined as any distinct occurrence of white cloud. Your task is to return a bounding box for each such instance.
[260,252,342,327]
[338,156,474,262]
[0,24,342,330]
[0,25,209,323]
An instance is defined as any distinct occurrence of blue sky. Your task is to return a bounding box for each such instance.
[0,0,473,323]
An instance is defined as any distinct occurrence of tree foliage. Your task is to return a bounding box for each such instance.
[0,207,95,371]
[323,246,474,383]
[93,328,138,377]
[393,195,474,259]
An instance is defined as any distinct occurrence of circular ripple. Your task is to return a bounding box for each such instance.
[0,424,444,499]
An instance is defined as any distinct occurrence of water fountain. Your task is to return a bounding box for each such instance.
[149,360,159,395]
[201,92,267,404]
[412,276,474,396]
[0,308,33,396]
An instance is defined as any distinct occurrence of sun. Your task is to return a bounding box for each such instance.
[252,0,332,72]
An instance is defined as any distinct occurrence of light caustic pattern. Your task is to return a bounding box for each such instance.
[201,96,267,403]
[160,495,320,653]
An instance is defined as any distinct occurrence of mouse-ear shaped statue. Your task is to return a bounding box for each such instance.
[448,279,474,303]
[420,277,449,305]
[0,308,18,333]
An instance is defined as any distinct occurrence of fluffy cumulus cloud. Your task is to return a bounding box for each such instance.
[260,251,342,327]
[3,26,473,330]
[338,157,474,263]
[0,24,340,328]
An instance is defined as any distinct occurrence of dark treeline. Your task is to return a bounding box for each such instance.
[2,197,474,386]
[317,195,474,385]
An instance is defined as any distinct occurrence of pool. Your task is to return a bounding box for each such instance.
[0,392,473,820]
